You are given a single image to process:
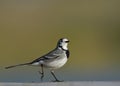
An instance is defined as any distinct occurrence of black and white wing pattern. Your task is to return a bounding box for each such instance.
[30,48,63,64]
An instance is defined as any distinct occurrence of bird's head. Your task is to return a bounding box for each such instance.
[57,38,69,50]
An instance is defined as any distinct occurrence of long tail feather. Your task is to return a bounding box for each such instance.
[5,63,30,69]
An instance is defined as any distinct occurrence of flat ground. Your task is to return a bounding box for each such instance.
[0,81,120,86]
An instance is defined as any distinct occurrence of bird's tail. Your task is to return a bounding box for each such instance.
[5,62,31,69]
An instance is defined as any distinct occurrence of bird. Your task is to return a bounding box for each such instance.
[5,38,70,82]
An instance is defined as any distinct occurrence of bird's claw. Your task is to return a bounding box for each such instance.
[51,80,64,82]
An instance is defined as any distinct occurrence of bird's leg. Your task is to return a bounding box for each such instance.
[51,70,63,82]
[38,64,44,81]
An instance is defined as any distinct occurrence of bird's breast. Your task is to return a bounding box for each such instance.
[43,57,68,69]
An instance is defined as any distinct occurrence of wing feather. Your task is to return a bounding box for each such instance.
[31,48,63,64]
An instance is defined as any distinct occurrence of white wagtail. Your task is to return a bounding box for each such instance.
[5,38,70,82]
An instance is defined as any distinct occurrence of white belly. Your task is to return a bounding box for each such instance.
[43,57,68,69]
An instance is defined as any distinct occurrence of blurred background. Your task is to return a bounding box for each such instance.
[0,0,120,82]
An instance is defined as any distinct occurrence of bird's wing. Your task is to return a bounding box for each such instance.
[30,48,62,63]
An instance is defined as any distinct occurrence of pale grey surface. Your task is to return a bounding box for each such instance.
[0,82,120,86]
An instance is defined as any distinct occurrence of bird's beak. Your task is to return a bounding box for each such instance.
[66,41,69,43]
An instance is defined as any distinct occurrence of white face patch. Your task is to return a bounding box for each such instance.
[60,38,69,50]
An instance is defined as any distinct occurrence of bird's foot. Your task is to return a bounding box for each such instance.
[38,71,44,81]
[52,79,64,82]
